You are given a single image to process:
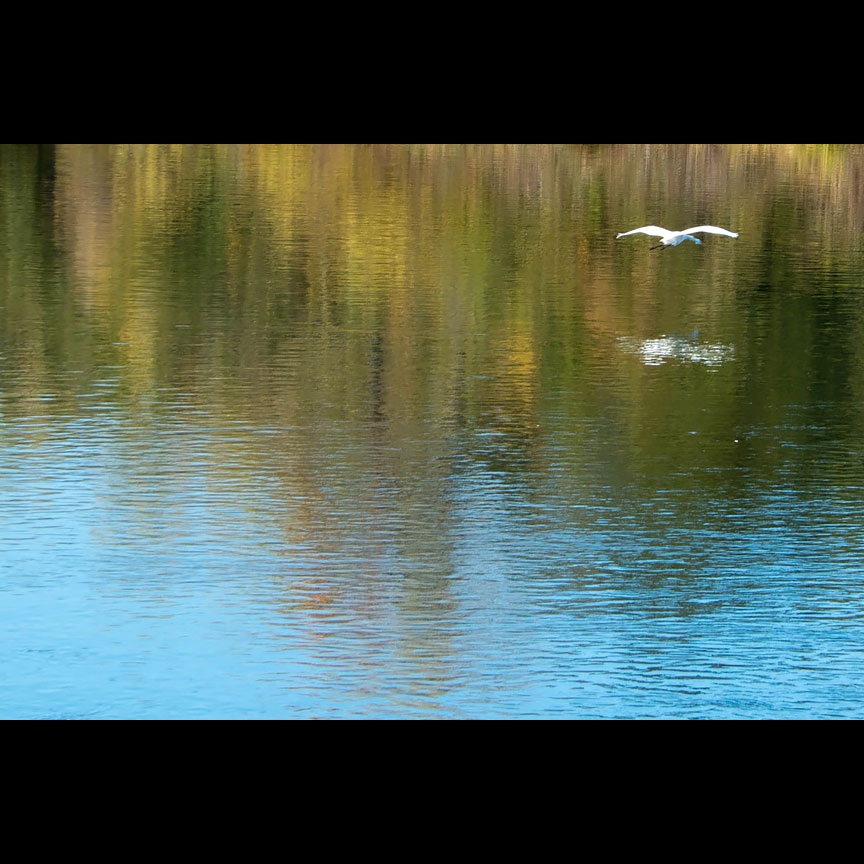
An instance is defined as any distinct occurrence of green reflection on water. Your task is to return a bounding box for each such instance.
[2,144,864,499]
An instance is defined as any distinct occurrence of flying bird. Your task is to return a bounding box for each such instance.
[616,225,739,250]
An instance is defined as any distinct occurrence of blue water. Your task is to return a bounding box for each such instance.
[3,409,864,719]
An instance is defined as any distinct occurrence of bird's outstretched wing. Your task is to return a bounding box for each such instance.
[616,226,675,240]
[680,226,739,238]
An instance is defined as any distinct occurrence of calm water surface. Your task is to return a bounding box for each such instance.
[3,143,864,718]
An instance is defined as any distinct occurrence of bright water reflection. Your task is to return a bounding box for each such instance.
[3,144,864,718]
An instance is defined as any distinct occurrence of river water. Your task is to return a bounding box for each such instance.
[3,143,864,718]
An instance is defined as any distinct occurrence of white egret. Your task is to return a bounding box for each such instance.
[616,225,739,250]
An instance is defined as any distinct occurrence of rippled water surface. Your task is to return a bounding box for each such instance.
[3,144,864,718]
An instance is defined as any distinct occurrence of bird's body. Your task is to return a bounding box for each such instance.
[616,225,739,250]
